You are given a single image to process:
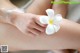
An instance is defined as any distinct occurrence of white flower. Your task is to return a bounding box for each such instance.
[39,9,62,35]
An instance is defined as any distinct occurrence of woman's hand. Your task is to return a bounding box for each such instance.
[9,12,46,36]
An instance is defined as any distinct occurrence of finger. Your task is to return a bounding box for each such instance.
[27,28,41,36]
[34,15,47,27]
[32,23,45,32]
[28,19,45,32]
[27,31,36,37]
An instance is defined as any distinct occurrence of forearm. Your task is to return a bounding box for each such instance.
[58,19,80,49]
[26,0,52,15]
[60,19,80,36]
[0,9,14,24]
[0,9,10,23]
[52,0,69,18]
[5,14,80,50]
[1,18,80,51]
[0,8,24,25]
[43,19,80,50]
[0,0,18,23]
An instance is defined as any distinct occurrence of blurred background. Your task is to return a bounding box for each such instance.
[10,0,33,10]
[10,0,80,23]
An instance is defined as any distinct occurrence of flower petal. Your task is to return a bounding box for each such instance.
[53,24,60,32]
[54,14,62,24]
[46,9,54,18]
[39,16,49,24]
[46,24,55,35]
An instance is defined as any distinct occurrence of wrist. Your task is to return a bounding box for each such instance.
[7,10,24,26]
[0,8,24,25]
[8,12,20,25]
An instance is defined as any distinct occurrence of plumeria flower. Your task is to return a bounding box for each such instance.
[39,9,62,35]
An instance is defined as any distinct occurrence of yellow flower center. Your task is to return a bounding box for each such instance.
[49,19,54,25]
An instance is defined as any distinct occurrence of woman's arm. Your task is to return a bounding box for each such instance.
[40,19,80,50]
[0,0,19,23]
[1,18,80,51]
[1,0,80,51]
[43,0,80,49]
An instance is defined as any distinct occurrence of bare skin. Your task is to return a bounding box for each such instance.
[25,0,69,53]
[1,12,80,51]
[0,0,70,53]
[1,0,80,50]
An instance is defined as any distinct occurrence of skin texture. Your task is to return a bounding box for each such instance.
[0,0,80,53]
[11,14,80,49]
[25,0,70,52]
[1,13,80,51]
[1,2,70,52]
[9,12,46,36]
